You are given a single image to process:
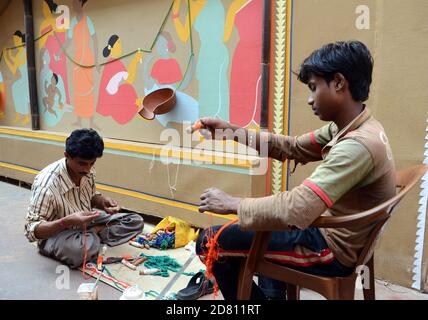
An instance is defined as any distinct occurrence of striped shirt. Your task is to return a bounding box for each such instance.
[25,158,97,243]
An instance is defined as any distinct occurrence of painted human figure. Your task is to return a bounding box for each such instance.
[143,31,198,127]
[96,35,142,125]
[225,0,263,128]
[3,31,30,126]
[65,0,99,129]
[39,0,70,105]
[38,47,69,127]
[172,0,229,121]
[42,73,64,118]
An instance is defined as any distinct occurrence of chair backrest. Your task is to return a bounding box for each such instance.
[356,165,427,267]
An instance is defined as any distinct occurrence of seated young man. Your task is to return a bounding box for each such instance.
[194,41,395,300]
[25,128,144,268]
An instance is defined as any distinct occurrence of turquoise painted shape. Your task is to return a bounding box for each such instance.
[194,0,230,121]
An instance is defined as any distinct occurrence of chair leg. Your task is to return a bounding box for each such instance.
[336,279,355,300]
[237,259,253,300]
[363,256,375,300]
[286,284,300,300]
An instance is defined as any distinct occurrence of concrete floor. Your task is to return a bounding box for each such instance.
[1,179,427,300]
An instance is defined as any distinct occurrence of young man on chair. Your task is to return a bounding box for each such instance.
[194,41,395,300]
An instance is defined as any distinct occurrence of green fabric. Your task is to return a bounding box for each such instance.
[313,122,336,146]
[306,139,374,204]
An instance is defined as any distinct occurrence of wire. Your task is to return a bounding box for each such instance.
[0,0,195,76]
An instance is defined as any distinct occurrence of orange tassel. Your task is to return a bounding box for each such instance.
[202,219,238,297]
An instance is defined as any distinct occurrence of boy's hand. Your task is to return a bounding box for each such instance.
[188,117,235,140]
[198,188,241,215]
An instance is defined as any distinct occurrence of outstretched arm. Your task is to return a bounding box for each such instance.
[34,210,100,239]
[172,0,206,43]
[224,0,248,42]
[172,0,189,43]
[126,51,142,84]
[4,50,17,74]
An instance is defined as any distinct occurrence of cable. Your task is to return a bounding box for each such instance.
[0,0,195,75]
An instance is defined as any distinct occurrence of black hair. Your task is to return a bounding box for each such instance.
[13,30,25,44]
[297,40,373,102]
[80,0,88,7]
[52,73,58,84]
[65,128,104,159]
[44,0,58,13]
[102,34,119,58]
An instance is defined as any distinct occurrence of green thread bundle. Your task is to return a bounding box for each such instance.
[139,253,182,277]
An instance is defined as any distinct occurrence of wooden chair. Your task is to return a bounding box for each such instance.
[237,165,427,300]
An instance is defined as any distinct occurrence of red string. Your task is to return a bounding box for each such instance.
[81,224,93,280]
[203,218,238,297]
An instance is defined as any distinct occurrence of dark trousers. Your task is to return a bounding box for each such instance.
[196,224,353,300]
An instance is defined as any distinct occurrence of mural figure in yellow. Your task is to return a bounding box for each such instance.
[66,0,99,129]
[3,31,30,126]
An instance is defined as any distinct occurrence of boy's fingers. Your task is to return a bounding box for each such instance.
[199,129,212,139]
[198,205,209,213]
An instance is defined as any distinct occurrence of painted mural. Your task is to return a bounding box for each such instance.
[177,0,231,120]
[37,0,71,127]
[66,0,99,129]
[143,31,199,127]
[3,31,30,126]
[0,0,264,141]
[227,0,263,127]
[96,35,142,125]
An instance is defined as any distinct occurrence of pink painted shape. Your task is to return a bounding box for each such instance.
[43,27,70,104]
[96,59,138,125]
[150,59,183,85]
[229,0,263,127]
